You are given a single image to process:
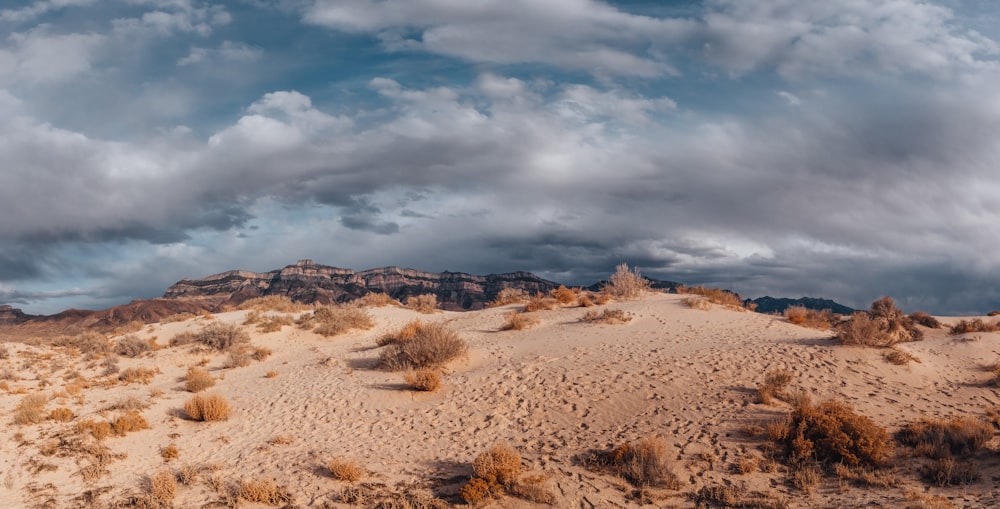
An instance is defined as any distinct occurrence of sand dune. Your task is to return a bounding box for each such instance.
[1,292,999,508]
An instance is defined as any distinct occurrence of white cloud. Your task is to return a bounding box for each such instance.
[178,40,262,66]
[2,26,105,84]
[776,91,802,105]
[0,0,95,23]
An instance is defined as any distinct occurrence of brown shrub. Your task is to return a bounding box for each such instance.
[237,478,293,505]
[909,312,942,329]
[736,456,759,474]
[77,419,112,440]
[223,348,252,369]
[897,417,993,459]
[238,295,309,313]
[791,464,821,493]
[146,470,177,504]
[605,263,651,300]
[168,331,196,347]
[265,370,279,378]
[771,399,892,468]
[577,294,595,307]
[510,474,556,504]
[580,308,632,324]
[473,444,522,487]
[256,315,293,333]
[184,394,231,421]
[784,306,835,329]
[404,368,442,392]
[884,349,920,365]
[836,297,922,347]
[949,318,1000,335]
[114,335,152,357]
[500,311,539,331]
[489,288,527,307]
[684,296,711,310]
[756,369,793,404]
[551,285,577,305]
[681,286,753,310]
[106,395,149,412]
[184,366,215,392]
[13,393,48,424]
[459,477,498,504]
[328,458,363,482]
[357,292,400,307]
[523,293,558,312]
[377,322,468,371]
[307,306,375,337]
[406,294,438,314]
[377,319,423,346]
[56,331,110,356]
[160,444,179,461]
[589,436,680,488]
[48,407,75,422]
[924,457,979,486]
[193,323,250,350]
[118,367,158,385]
[111,412,150,436]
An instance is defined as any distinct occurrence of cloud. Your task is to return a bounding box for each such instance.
[177,40,262,66]
[0,0,95,24]
[1,26,105,84]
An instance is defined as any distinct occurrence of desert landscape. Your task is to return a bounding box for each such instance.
[1,265,999,509]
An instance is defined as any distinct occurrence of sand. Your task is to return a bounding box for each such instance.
[1,292,999,508]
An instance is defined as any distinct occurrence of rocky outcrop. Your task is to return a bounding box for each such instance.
[0,305,33,325]
[163,260,561,311]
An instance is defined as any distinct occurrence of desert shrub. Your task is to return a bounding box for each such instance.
[111,412,150,436]
[238,295,308,313]
[57,331,110,356]
[161,312,197,324]
[756,369,793,404]
[473,443,522,486]
[605,263,651,300]
[770,399,892,468]
[736,456,759,474]
[168,331,196,347]
[990,311,1000,317]
[509,475,556,504]
[305,306,375,337]
[14,393,48,424]
[489,288,527,307]
[265,370,279,378]
[223,348,252,369]
[580,308,632,324]
[909,312,941,329]
[684,296,711,310]
[106,395,149,412]
[404,368,442,392]
[884,349,920,365]
[114,335,152,357]
[48,407,75,422]
[256,315,293,333]
[924,457,979,486]
[833,463,897,488]
[356,292,400,307]
[328,458,363,482]
[791,465,821,493]
[500,311,539,331]
[949,318,1000,335]
[897,417,993,459]
[160,444,179,461]
[147,470,177,504]
[251,346,272,361]
[184,367,215,392]
[377,322,468,371]
[784,306,835,329]
[406,294,438,314]
[184,394,231,422]
[119,367,158,385]
[551,285,577,305]
[577,294,595,307]
[77,419,112,440]
[523,293,558,312]
[836,297,922,347]
[377,320,423,346]
[681,286,754,310]
[459,477,498,504]
[237,478,293,505]
[193,323,250,351]
[588,436,680,488]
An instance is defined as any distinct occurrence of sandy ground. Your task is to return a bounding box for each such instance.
[1,292,1000,508]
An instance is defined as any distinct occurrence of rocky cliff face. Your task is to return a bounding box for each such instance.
[163,260,561,311]
[0,305,32,325]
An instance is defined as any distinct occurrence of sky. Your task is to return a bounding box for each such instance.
[2,0,1000,315]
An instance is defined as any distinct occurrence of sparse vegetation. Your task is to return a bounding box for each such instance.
[404,368,442,392]
[118,366,158,385]
[184,394,231,421]
[184,366,215,392]
[238,295,309,313]
[580,308,632,324]
[884,348,921,365]
[114,335,152,357]
[523,293,558,312]
[193,323,250,350]
[13,393,48,425]
[756,369,793,405]
[236,478,293,505]
[551,285,577,305]
[679,286,755,311]
[768,398,892,468]
[909,312,942,329]
[406,294,438,314]
[949,318,1000,335]
[255,314,294,333]
[683,296,711,310]
[111,412,150,436]
[223,348,252,368]
[604,262,651,300]
[836,296,922,347]
[500,311,539,331]
[377,322,468,371]
[328,458,364,482]
[784,306,835,329]
[587,436,680,489]
[489,287,527,307]
[300,306,375,337]
[356,292,399,307]
[160,444,179,461]
[147,469,178,504]
[461,444,523,503]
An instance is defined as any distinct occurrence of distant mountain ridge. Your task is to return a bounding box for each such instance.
[750,296,856,315]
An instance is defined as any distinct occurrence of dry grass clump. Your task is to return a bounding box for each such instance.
[949,318,1000,335]
[183,394,231,422]
[897,417,993,460]
[523,293,558,312]
[406,294,438,314]
[111,411,150,436]
[328,458,364,482]
[460,444,522,503]
[300,306,374,337]
[118,366,159,385]
[55,331,111,356]
[114,335,152,357]
[13,393,49,425]
[265,370,279,378]
[255,314,294,333]
[48,407,75,422]
[77,419,113,440]
[377,322,468,371]
[605,262,651,300]
[784,306,835,329]
[404,368,442,392]
[735,455,759,474]
[580,308,632,324]
[377,320,423,346]
[679,285,755,310]
[184,366,215,392]
[909,311,942,329]
[693,485,789,508]
[168,331,196,347]
[884,348,921,365]
[833,463,898,488]
[551,285,577,305]
[768,398,892,468]
[106,395,149,412]
[489,287,527,307]
[223,348,252,368]
[756,369,794,405]
[238,295,309,313]
[356,292,400,307]
[236,478,293,505]
[681,296,710,310]
[587,436,680,489]
[836,296,922,347]
[160,444,179,461]
[146,470,177,504]
[500,311,540,331]
[193,322,250,350]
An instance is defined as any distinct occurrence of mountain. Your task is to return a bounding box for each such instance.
[0,305,33,325]
[162,260,561,311]
[750,296,856,315]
